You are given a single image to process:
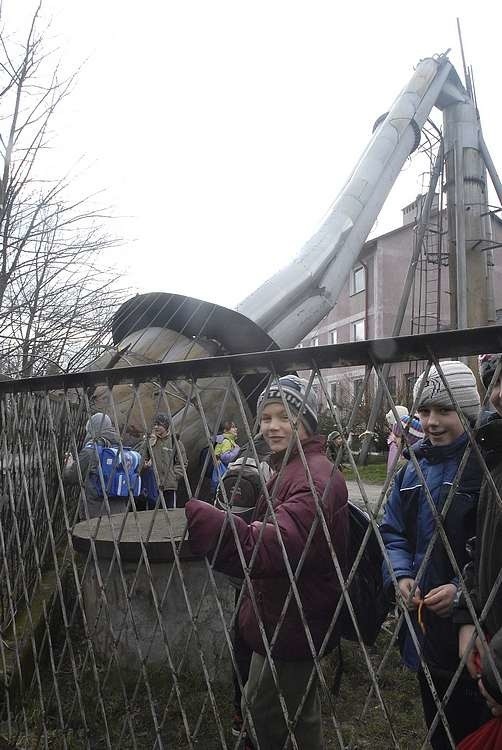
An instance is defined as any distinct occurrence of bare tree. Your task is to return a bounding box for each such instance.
[0,3,126,377]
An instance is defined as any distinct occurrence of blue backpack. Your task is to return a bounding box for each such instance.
[141,467,158,506]
[89,444,142,498]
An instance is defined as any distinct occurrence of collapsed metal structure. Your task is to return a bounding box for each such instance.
[238,52,500,344]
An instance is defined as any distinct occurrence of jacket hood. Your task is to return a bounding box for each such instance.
[84,427,121,446]
[411,432,469,463]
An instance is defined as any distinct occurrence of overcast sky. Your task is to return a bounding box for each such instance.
[8,1,502,309]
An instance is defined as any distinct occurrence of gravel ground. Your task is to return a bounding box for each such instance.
[345,480,388,513]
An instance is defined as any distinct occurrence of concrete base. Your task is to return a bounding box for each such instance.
[73,510,235,680]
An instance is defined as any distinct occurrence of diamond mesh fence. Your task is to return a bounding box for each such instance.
[0,326,501,749]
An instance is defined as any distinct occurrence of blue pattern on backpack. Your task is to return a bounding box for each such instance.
[88,444,142,498]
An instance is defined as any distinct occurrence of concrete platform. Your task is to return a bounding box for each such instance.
[72,507,196,561]
[72,509,234,679]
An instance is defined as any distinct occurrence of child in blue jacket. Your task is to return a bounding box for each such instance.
[380,361,489,749]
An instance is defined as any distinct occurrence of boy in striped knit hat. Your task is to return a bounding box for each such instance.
[381,361,489,749]
[186,375,348,750]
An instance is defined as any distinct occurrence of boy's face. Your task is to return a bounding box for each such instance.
[489,377,502,416]
[260,402,309,453]
[334,436,343,447]
[153,423,169,438]
[417,405,464,446]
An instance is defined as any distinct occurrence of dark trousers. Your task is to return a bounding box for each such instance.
[242,653,322,750]
[233,590,252,714]
[146,490,176,509]
[417,668,490,749]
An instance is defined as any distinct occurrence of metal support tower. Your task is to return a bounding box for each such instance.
[443,100,489,331]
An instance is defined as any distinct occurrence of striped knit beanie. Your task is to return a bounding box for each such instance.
[385,405,409,427]
[401,414,425,442]
[413,361,480,422]
[257,375,319,434]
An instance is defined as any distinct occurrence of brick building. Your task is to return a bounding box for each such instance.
[299,196,502,411]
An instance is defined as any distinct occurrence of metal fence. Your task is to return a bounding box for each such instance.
[1,325,502,749]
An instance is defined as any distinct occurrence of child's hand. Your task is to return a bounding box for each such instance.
[459,624,484,679]
[398,577,421,610]
[478,678,502,716]
[423,583,457,617]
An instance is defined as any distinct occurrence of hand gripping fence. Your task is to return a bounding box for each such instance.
[0,325,502,748]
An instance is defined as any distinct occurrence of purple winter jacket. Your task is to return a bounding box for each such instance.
[185,436,348,660]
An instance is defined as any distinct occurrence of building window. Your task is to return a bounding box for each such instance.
[330,383,337,404]
[387,375,397,399]
[311,336,319,347]
[351,265,365,295]
[353,377,365,405]
[352,319,365,342]
[404,373,415,402]
[330,329,337,345]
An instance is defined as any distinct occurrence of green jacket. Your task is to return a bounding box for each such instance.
[140,431,188,490]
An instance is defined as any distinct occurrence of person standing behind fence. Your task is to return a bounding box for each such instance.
[380,361,488,749]
[139,413,188,509]
[326,429,353,471]
[63,412,129,519]
[385,405,424,476]
[456,353,502,722]
[210,420,240,496]
[185,375,348,750]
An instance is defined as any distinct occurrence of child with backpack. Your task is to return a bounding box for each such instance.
[63,412,141,519]
[210,421,240,496]
[380,361,489,749]
[185,375,348,750]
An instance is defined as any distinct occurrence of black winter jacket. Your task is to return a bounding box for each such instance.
[454,417,502,702]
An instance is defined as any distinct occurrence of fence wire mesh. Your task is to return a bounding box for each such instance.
[0,327,502,749]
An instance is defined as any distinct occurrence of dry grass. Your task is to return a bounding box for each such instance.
[10,619,427,749]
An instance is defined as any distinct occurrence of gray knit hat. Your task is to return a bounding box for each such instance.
[413,361,480,422]
[85,412,112,438]
[385,405,409,427]
[257,375,319,434]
